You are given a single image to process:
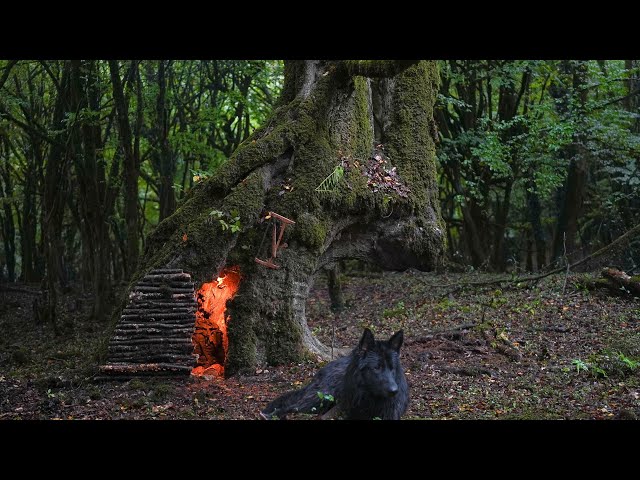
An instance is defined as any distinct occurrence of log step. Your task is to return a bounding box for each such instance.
[115,324,195,332]
[142,273,192,281]
[109,337,194,347]
[98,362,193,374]
[121,312,195,320]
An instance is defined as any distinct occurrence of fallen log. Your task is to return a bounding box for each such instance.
[601,267,640,296]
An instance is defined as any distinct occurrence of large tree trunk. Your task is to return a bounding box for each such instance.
[118,60,444,376]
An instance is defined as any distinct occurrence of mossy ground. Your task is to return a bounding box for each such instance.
[2,270,639,419]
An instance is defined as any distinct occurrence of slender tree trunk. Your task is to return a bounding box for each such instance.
[552,61,589,261]
[326,265,345,312]
[154,61,176,221]
[109,60,140,277]
[526,176,546,270]
[42,62,73,333]
[0,148,16,282]
[21,138,40,282]
[491,181,513,271]
[70,60,114,322]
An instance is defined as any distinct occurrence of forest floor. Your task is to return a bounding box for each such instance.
[1,270,639,420]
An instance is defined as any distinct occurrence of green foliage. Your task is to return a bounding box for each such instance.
[572,358,589,374]
[437,59,640,270]
[315,165,345,193]
[209,209,242,234]
[383,301,407,318]
[571,350,639,379]
[0,59,283,281]
[317,391,335,409]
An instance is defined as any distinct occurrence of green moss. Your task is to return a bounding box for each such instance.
[225,306,258,376]
[295,212,328,251]
[265,302,304,366]
[344,60,418,78]
[351,76,374,154]
[384,61,440,213]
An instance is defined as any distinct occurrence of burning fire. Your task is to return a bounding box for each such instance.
[191,266,241,377]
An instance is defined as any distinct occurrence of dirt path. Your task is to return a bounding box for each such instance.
[1,270,639,419]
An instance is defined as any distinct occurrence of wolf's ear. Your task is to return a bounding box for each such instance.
[359,328,376,352]
[389,330,404,352]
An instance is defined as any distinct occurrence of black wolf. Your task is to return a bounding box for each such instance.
[261,328,409,420]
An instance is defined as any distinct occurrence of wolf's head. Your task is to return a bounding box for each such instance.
[353,328,404,398]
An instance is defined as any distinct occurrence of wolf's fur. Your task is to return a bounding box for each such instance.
[261,328,409,420]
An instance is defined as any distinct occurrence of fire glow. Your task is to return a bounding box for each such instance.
[191,266,241,377]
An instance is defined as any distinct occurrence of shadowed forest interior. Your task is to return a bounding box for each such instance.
[1,60,639,420]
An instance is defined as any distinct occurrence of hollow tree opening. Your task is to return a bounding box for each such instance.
[191,266,241,377]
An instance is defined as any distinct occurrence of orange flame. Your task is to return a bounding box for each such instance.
[191,266,241,377]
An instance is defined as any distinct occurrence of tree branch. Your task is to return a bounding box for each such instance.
[343,60,419,78]
[0,105,61,147]
[0,60,18,91]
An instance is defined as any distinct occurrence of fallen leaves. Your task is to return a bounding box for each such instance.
[340,146,411,198]
[151,403,174,414]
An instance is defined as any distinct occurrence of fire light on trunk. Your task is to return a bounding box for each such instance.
[191,266,241,377]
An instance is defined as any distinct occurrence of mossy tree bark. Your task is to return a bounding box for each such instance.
[131,60,444,375]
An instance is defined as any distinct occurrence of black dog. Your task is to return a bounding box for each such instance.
[261,328,409,420]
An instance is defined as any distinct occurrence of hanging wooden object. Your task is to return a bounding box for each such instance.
[255,211,295,269]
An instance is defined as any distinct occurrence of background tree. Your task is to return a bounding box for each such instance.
[436,60,640,272]
[0,59,281,330]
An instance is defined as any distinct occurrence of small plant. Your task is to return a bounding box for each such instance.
[315,165,345,193]
[317,391,335,409]
[617,352,639,370]
[191,168,210,183]
[435,297,456,312]
[209,208,242,234]
[489,289,508,308]
[383,301,407,318]
[572,359,589,373]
